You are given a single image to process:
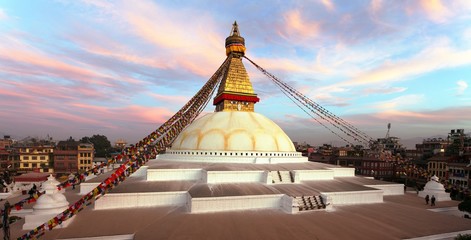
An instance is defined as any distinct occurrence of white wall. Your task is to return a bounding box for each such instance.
[190,194,284,213]
[130,166,148,178]
[94,191,188,210]
[80,182,100,195]
[293,170,334,182]
[366,184,404,196]
[58,234,135,240]
[328,167,355,177]
[206,171,267,183]
[280,195,296,214]
[322,190,383,205]
[147,169,202,181]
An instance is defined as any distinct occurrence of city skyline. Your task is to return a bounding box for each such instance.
[1,0,470,148]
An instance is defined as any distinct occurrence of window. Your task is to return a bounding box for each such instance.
[23,163,29,168]
[32,156,37,160]
[23,156,29,160]
[32,163,37,168]
[40,156,46,160]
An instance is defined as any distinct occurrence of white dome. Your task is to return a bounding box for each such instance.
[424,175,446,191]
[35,194,68,209]
[171,112,295,152]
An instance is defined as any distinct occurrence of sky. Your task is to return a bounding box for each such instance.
[0,0,470,148]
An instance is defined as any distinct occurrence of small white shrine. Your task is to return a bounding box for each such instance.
[23,175,72,230]
[418,175,451,202]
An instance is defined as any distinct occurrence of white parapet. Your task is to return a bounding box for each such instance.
[0,192,12,200]
[58,234,135,240]
[270,158,307,164]
[130,166,148,178]
[9,208,33,218]
[293,170,335,182]
[366,184,404,195]
[280,195,297,214]
[94,191,188,210]
[328,167,355,177]
[206,171,267,184]
[23,214,74,230]
[80,182,100,195]
[147,169,203,181]
[190,194,284,213]
[321,190,383,205]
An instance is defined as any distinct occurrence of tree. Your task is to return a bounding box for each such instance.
[455,234,471,240]
[458,198,471,215]
[80,135,112,157]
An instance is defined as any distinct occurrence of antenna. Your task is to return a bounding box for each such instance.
[386,123,391,139]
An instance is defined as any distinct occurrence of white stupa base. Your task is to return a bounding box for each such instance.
[158,150,307,164]
[418,190,451,202]
[23,213,74,230]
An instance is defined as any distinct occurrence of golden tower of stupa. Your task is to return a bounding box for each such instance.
[213,21,260,112]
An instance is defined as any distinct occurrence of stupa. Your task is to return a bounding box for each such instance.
[418,175,452,201]
[22,175,72,230]
[160,21,304,164]
[7,22,471,240]
[92,22,403,214]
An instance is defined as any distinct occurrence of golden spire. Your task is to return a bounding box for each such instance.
[214,22,259,112]
[225,21,246,56]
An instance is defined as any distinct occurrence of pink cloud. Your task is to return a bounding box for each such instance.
[369,95,425,111]
[63,26,172,72]
[65,103,174,125]
[279,10,321,44]
[338,40,471,88]
[115,0,224,76]
[148,93,189,105]
[320,0,335,12]
[369,0,382,14]
[3,51,110,85]
[417,0,451,23]
[361,86,407,96]
[0,87,36,102]
[0,37,117,89]
[1,98,176,143]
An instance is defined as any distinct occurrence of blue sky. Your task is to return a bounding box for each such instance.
[0,0,470,148]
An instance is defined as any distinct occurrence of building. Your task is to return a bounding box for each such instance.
[374,136,404,156]
[448,162,470,190]
[54,138,80,175]
[417,137,449,159]
[427,155,454,181]
[0,135,13,149]
[114,139,127,150]
[0,149,21,172]
[77,143,94,171]
[17,145,54,173]
[318,144,333,156]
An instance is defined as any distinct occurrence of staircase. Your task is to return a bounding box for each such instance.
[295,195,327,212]
[270,171,294,184]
